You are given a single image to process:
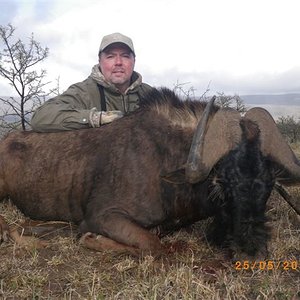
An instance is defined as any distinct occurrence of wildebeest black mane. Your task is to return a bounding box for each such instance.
[139,87,185,108]
[138,87,219,127]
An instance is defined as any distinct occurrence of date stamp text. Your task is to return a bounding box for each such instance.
[234,260,299,271]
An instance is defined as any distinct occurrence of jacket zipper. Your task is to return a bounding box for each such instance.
[122,95,129,114]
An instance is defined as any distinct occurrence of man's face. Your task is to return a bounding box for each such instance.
[99,43,135,93]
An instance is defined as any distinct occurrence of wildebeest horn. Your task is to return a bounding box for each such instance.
[245,107,300,185]
[186,99,242,183]
[185,96,216,183]
[274,183,300,216]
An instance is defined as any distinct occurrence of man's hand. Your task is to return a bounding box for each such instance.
[100,110,124,125]
[89,108,124,127]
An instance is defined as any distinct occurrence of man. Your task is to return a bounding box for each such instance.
[31,33,152,132]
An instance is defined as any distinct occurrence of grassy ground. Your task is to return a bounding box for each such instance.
[0,189,299,299]
[0,143,300,299]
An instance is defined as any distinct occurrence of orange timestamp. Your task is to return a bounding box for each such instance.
[234,260,299,271]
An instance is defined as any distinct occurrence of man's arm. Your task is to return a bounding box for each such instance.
[31,86,93,132]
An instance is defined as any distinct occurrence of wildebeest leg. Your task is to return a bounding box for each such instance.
[0,215,47,249]
[83,213,163,256]
[9,227,48,249]
[80,232,140,256]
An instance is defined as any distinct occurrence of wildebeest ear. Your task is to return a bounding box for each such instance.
[160,168,186,184]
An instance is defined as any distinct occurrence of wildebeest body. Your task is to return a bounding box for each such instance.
[1,117,184,221]
[0,88,299,255]
[0,101,214,250]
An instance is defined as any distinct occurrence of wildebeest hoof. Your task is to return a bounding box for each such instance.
[0,215,10,243]
[79,232,95,247]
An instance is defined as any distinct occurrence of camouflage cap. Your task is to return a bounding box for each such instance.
[99,32,135,55]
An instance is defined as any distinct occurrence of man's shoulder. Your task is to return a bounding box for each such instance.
[139,82,153,94]
[66,76,98,93]
[75,76,97,88]
[141,82,152,89]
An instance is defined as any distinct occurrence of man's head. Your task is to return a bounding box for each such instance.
[98,33,136,93]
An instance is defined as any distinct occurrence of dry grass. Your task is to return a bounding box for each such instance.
[0,189,299,300]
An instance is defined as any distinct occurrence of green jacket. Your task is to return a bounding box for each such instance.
[31,64,152,132]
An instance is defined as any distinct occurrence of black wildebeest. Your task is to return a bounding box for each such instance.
[0,88,299,256]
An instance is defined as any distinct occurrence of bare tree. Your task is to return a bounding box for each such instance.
[276,115,300,143]
[172,82,247,114]
[216,92,247,113]
[173,81,197,100]
[0,24,57,131]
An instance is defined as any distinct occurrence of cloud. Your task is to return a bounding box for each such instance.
[140,66,300,96]
[1,0,300,97]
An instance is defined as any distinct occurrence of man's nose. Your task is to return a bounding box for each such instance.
[115,55,122,65]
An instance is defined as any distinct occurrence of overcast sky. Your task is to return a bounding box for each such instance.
[1,0,300,97]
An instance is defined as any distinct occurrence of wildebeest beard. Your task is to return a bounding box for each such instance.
[207,119,275,256]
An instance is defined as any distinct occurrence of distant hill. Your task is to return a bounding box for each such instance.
[241,93,300,106]
[240,93,300,120]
